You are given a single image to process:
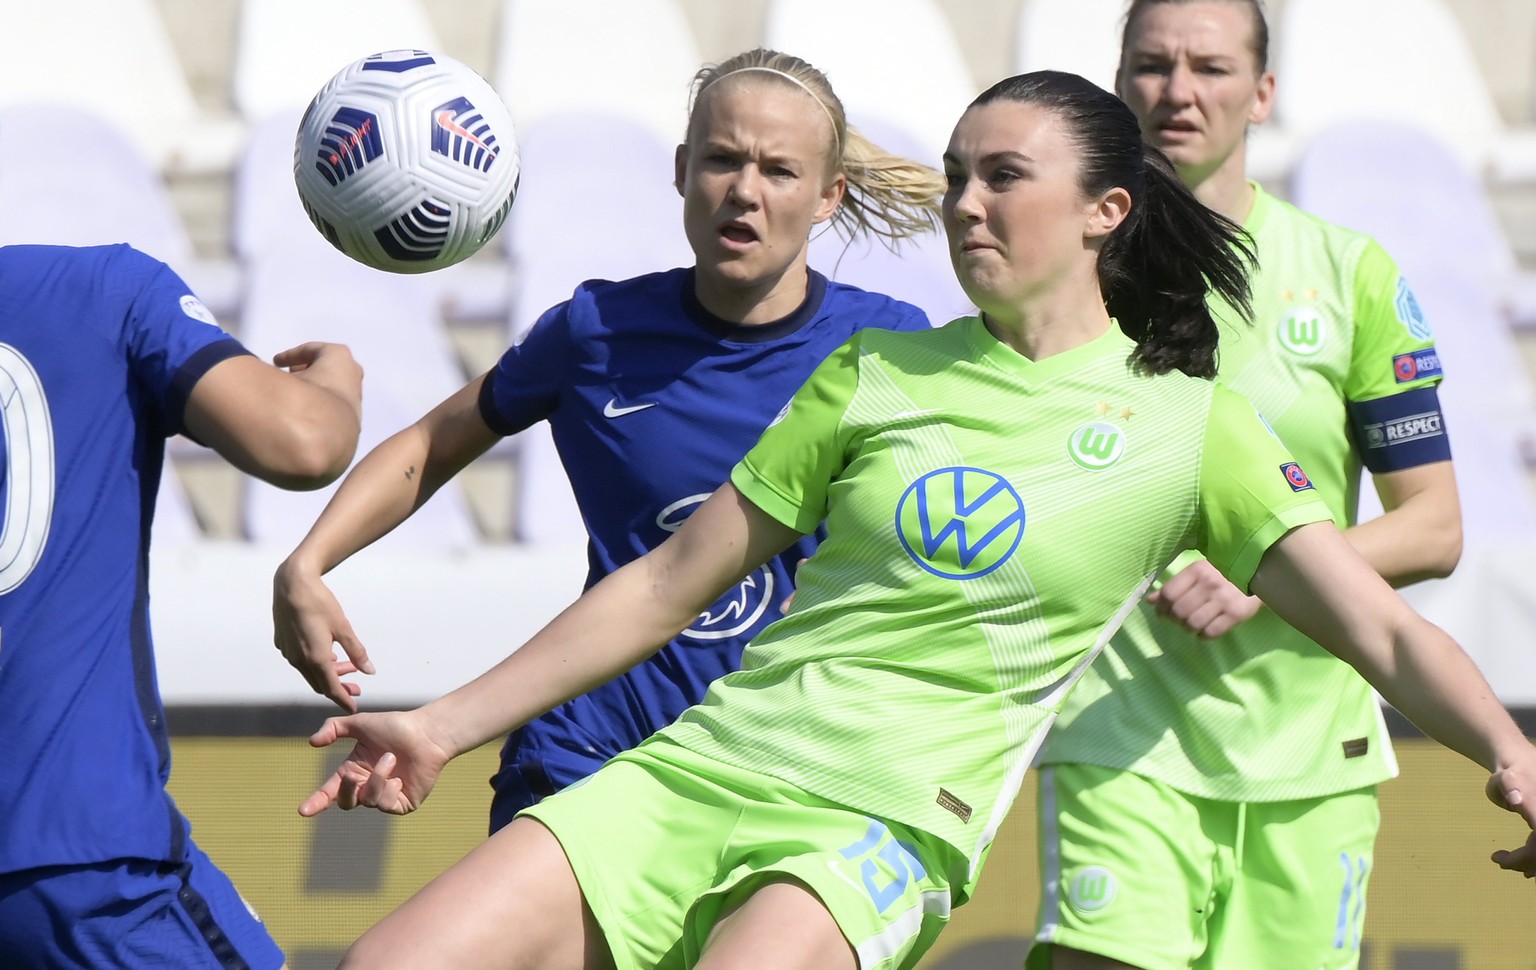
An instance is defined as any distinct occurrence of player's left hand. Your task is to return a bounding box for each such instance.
[1147,558,1262,639]
[1488,758,1536,878]
[299,709,451,817]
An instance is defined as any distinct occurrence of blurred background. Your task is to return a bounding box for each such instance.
[3,0,1534,966]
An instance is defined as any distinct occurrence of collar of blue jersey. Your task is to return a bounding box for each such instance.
[681,268,828,344]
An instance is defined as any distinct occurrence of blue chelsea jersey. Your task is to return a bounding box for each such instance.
[479,267,930,804]
[0,244,249,872]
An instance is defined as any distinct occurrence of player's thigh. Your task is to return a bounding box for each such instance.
[520,746,756,970]
[695,878,856,970]
[1027,764,1221,970]
[339,815,609,970]
[0,848,285,970]
[690,803,959,970]
[1199,787,1379,970]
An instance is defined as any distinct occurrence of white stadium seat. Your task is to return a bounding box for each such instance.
[493,0,702,147]
[762,0,977,164]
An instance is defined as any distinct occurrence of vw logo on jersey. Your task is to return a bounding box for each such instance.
[1277,306,1326,356]
[894,467,1025,580]
[1067,422,1125,471]
[657,494,776,640]
[1395,276,1433,340]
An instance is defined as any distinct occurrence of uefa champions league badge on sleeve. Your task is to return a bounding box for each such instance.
[179,294,220,328]
[1280,462,1315,492]
[1392,348,1442,383]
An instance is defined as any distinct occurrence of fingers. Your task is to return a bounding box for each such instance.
[272,342,326,371]
[299,770,343,817]
[336,627,377,676]
[1491,833,1536,878]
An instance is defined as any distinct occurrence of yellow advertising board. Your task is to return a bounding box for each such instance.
[166,732,1535,970]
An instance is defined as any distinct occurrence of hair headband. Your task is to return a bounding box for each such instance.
[704,66,842,155]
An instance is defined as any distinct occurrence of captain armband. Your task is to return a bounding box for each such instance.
[1346,385,1452,473]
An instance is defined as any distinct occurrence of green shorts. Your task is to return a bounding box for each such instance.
[519,738,962,970]
[1026,763,1380,970]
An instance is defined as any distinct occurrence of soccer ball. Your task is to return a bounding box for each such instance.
[293,50,520,273]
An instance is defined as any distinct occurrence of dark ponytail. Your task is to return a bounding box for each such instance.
[971,71,1255,379]
[1102,144,1254,379]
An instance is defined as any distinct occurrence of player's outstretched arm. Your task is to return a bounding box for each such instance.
[273,374,501,711]
[299,483,804,817]
[185,342,363,491]
[1251,521,1536,876]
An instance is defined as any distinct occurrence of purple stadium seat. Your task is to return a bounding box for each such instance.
[1292,121,1536,540]
[0,104,241,319]
[237,247,480,550]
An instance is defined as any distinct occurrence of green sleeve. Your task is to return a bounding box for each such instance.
[1198,385,1335,592]
[1345,239,1442,402]
[730,336,862,534]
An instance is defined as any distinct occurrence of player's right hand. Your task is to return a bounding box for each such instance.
[1147,558,1262,639]
[299,710,452,817]
[1488,755,1536,878]
[273,557,374,712]
[274,342,364,418]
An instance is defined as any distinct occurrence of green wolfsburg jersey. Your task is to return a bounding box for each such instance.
[653,319,1331,889]
[1041,184,1444,800]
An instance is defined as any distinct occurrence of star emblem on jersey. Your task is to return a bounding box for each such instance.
[894,467,1025,580]
[1067,422,1125,471]
[602,398,656,418]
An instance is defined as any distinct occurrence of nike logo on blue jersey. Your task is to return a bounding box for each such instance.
[603,399,657,418]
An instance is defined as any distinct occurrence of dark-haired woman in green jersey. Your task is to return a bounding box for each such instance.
[288,71,1533,970]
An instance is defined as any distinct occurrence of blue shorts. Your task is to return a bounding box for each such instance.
[0,843,284,970]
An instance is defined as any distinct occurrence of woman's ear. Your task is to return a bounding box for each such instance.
[1086,186,1132,239]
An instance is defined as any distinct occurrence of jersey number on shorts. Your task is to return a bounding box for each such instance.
[837,820,927,914]
[0,343,54,594]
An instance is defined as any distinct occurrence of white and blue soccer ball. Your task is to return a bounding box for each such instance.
[294,50,520,273]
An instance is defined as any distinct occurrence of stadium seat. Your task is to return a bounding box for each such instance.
[1275,0,1536,184]
[0,104,241,320]
[236,248,480,551]
[1013,0,1124,94]
[232,0,444,124]
[502,112,693,545]
[761,0,977,164]
[0,0,242,174]
[1291,121,1536,540]
[492,0,701,147]
[1292,121,1536,333]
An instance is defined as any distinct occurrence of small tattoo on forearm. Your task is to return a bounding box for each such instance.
[405,466,416,481]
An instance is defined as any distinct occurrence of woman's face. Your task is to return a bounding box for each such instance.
[942,101,1105,320]
[1117,1,1273,182]
[675,78,844,300]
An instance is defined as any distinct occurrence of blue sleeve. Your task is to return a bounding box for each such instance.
[893,301,933,332]
[479,299,572,436]
[117,248,252,437]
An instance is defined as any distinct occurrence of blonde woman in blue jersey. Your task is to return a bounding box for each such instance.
[272,49,941,832]
[292,73,1534,970]
[1029,5,1469,969]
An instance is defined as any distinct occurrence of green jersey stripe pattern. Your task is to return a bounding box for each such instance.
[1042,184,1442,800]
[654,316,1332,896]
